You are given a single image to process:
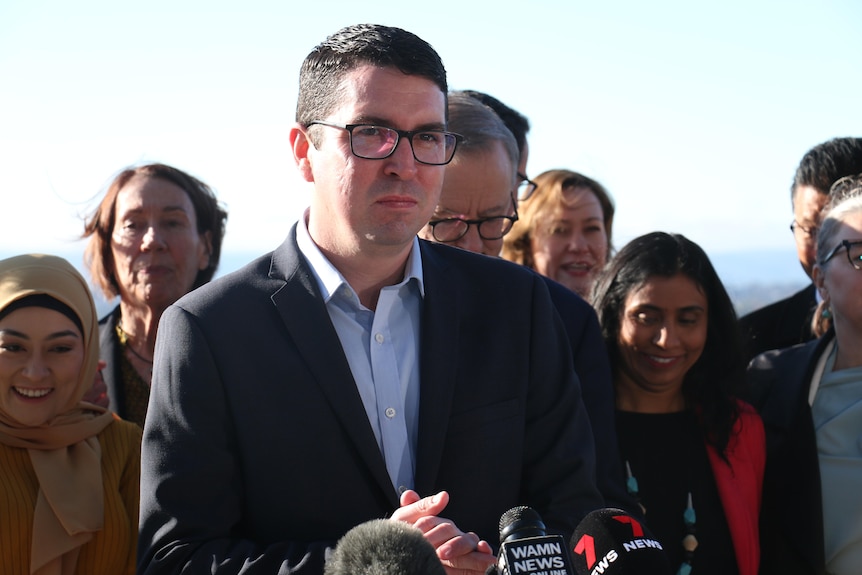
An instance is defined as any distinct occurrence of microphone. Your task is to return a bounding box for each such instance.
[569,508,671,575]
[324,519,446,575]
[495,506,575,575]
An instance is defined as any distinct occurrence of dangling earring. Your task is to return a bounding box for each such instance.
[822,306,832,320]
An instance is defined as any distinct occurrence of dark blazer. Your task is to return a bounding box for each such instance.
[98,306,128,420]
[746,335,829,575]
[739,284,817,361]
[138,229,604,575]
[541,278,636,515]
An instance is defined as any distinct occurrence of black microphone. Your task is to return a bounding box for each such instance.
[496,506,575,575]
[324,519,446,575]
[569,508,671,575]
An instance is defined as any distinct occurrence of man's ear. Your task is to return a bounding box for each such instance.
[290,124,314,183]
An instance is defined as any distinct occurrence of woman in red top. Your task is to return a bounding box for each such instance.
[592,232,765,575]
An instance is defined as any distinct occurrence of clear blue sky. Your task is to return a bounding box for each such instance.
[2,0,861,287]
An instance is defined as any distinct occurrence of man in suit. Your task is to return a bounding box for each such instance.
[419,91,637,516]
[739,137,862,361]
[137,24,603,575]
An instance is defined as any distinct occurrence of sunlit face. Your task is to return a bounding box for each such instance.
[814,211,862,336]
[529,187,608,298]
[420,141,516,256]
[111,175,212,313]
[301,65,447,259]
[792,185,829,278]
[0,307,84,426]
[615,274,708,407]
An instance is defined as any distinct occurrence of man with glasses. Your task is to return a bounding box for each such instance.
[462,90,537,203]
[139,24,602,575]
[421,91,639,517]
[740,137,862,360]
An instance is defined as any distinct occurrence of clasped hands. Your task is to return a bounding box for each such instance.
[391,489,496,575]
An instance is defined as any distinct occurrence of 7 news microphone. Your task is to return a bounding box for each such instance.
[569,508,671,575]
[493,506,575,575]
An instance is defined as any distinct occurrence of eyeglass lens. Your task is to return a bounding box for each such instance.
[351,126,456,165]
[846,242,862,269]
[516,179,537,201]
[433,216,515,242]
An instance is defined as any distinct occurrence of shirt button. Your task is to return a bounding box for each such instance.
[375,333,384,344]
[385,407,396,419]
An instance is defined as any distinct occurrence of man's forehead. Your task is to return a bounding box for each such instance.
[794,185,829,218]
[333,65,446,124]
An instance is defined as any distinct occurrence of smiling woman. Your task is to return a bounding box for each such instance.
[591,232,765,575]
[502,169,615,300]
[0,253,141,575]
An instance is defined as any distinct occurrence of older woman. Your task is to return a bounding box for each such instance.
[748,177,862,575]
[0,254,141,574]
[502,168,614,299]
[593,232,764,575]
[83,163,227,426]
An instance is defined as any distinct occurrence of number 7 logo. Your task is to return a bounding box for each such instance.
[571,515,644,569]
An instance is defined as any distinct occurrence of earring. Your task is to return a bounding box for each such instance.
[821,307,832,320]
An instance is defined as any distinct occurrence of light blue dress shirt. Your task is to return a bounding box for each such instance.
[296,215,422,494]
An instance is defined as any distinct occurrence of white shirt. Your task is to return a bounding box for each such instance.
[295,214,423,494]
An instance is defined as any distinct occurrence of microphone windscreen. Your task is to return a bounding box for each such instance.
[324,519,446,575]
[570,508,671,575]
[499,506,547,543]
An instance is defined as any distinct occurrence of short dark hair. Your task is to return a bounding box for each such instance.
[462,90,530,158]
[447,91,519,174]
[83,163,228,299]
[591,232,743,457]
[791,137,862,204]
[296,24,448,132]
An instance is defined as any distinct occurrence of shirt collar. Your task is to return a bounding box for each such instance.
[295,209,425,304]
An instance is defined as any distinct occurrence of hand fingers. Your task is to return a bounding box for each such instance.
[433,528,480,560]
[399,489,421,507]
[439,548,497,575]
[391,490,449,524]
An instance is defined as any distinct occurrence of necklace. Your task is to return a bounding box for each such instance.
[116,322,154,365]
[625,461,698,575]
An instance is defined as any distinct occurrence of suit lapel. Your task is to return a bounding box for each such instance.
[764,336,828,571]
[413,242,460,496]
[269,229,398,506]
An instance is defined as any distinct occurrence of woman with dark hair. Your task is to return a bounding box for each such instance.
[592,232,764,575]
[82,163,227,426]
[0,254,141,574]
[748,179,862,575]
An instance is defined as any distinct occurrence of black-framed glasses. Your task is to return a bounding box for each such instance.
[822,239,862,270]
[306,121,462,166]
[790,220,819,238]
[516,172,538,201]
[427,202,519,243]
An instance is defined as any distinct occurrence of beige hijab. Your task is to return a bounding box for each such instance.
[0,254,115,575]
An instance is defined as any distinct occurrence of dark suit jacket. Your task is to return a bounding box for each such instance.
[746,335,829,575]
[98,306,129,421]
[541,278,636,515]
[138,229,604,575]
[739,284,817,362]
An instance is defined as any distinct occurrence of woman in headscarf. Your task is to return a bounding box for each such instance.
[0,254,141,575]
